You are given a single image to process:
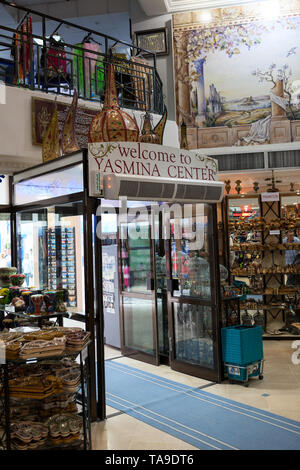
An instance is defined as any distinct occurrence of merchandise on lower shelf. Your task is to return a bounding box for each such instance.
[0,326,91,450]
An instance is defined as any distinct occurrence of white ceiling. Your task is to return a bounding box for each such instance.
[138,0,266,16]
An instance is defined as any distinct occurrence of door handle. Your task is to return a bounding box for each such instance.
[168,336,173,353]
[146,278,155,291]
[167,279,179,292]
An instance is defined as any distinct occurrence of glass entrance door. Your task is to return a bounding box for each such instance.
[166,203,222,382]
[119,211,159,365]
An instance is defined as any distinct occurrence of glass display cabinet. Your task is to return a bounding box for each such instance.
[8,150,103,422]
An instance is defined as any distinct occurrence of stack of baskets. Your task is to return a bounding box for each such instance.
[221,325,264,387]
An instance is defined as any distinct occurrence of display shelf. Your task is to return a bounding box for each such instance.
[232,267,300,276]
[12,311,70,328]
[231,245,300,252]
[4,341,90,364]
[224,194,300,337]
[0,338,91,450]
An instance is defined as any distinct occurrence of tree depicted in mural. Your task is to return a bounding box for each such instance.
[173,12,300,128]
[174,23,266,126]
[252,62,296,120]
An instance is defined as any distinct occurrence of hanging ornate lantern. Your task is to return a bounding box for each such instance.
[180,120,189,150]
[61,90,80,154]
[88,63,139,143]
[139,112,160,144]
[153,105,167,145]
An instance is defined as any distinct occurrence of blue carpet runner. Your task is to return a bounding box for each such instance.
[105,361,300,450]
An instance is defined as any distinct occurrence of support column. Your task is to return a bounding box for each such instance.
[175,30,191,124]
[270,79,291,144]
[194,58,206,127]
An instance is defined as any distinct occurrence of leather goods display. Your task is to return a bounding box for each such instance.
[11,421,48,450]
[66,331,90,351]
[19,337,66,359]
[8,375,63,399]
[0,325,90,449]
[47,413,82,445]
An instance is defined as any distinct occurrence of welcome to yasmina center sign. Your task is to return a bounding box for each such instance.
[88,142,218,196]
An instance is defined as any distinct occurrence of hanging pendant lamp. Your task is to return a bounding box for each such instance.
[88,62,139,143]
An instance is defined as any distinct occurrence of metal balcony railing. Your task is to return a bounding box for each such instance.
[0,0,164,114]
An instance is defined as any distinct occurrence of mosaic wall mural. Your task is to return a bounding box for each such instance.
[172,1,300,149]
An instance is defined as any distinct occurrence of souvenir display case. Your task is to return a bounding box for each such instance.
[8,150,103,425]
[222,193,300,338]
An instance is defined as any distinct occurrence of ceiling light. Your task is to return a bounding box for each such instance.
[260,0,280,19]
[201,11,212,23]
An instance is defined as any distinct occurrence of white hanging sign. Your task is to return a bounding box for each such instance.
[0,175,9,205]
[261,192,280,202]
[88,142,218,197]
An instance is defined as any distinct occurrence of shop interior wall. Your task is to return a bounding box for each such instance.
[129,0,175,122]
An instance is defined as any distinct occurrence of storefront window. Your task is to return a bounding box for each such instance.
[0,214,11,267]
[123,297,154,355]
[120,221,151,294]
[16,202,85,314]
[171,204,212,300]
[173,304,214,369]
[14,164,83,205]
[0,175,9,205]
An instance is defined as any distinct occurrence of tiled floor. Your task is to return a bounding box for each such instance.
[92,340,300,450]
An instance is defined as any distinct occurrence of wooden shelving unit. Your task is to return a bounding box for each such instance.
[223,192,300,339]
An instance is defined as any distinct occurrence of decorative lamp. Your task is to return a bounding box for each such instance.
[88,63,139,143]
[253,182,259,193]
[180,120,189,150]
[61,90,80,154]
[224,180,231,194]
[139,112,160,144]
[235,180,242,195]
[152,105,168,145]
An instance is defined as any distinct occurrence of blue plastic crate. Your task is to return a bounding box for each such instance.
[221,325,263,366]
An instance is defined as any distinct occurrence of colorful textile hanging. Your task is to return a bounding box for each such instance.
[13,16,32,84]
[42,103,61,163]
[73,43,104,98]
[88,62,139,143]
[47,39,67,80]
[61,90,80,154]
[21,16,32,80]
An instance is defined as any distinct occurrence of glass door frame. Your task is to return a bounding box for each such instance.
[166,203,223,383]
[118,209,160,366]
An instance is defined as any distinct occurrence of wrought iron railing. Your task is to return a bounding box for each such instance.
[0,0,164,114]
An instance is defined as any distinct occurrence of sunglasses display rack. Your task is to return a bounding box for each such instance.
[46,227,77,308]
